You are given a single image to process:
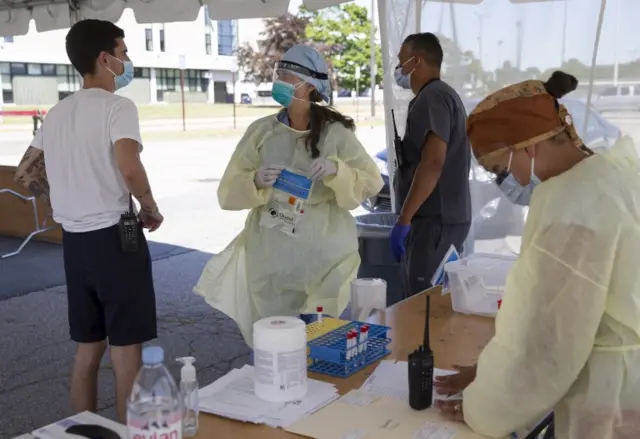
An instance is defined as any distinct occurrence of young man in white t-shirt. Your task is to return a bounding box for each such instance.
[14,19,163,423]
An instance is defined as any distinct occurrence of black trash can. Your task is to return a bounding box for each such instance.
[355,213,403,307]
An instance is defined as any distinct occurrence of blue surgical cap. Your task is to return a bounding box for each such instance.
[280,44,331,102]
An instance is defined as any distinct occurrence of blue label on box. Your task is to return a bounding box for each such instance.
[273,169,312,200]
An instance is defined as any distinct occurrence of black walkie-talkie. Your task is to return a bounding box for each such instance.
[391,110,405,169]
[119,194,139,253]
[408,294,434,410]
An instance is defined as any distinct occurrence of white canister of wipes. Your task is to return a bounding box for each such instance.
[253,316,308,403]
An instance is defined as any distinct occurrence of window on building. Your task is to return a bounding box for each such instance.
[1,62,13,104]
[145,28,154,51]
[10,63,26,75]
[3,36,13,43]
[134,68,150,78]
[217,20,237,56]
[203,5,212,28]
[205,34,212,55]
[42,64,57,76]
[185,70,208,93]
[27,64,43,75]
[157,68,178,92]
[160,28,166,52]
[56,64,81,100]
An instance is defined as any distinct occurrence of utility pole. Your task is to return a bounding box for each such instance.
[560,0,568,66]
[449,2,461,90]
[370,0,376,118]
[516,19,523,72]
[613,0,621,86]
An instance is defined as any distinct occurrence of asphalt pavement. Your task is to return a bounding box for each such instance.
[1,112,640,437]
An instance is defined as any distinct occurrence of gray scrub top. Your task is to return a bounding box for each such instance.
[394,79,472,224]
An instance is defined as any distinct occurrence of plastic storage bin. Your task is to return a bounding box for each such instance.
[443,253,516,317]
[355,213,403,306]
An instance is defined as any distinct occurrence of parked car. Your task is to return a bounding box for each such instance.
[593,84,640,112]
[363,98,621,240]
[240,93,252,104]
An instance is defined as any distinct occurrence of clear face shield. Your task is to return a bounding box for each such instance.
[273,60,319,86]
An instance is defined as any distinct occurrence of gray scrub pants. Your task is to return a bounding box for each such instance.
[401,217,471,298]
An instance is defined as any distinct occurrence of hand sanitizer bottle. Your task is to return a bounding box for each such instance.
[176,357,199,437]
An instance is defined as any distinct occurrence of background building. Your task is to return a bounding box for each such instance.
[0,6,245,106]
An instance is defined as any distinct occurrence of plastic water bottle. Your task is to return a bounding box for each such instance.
[127,346,183,439]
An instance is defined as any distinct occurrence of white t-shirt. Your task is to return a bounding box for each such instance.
[32,88,143,233]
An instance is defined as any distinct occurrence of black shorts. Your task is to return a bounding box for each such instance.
[401,217,470,298]
[62,224,157,346]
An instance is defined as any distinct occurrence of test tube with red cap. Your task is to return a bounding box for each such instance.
[349,329,358,362]
[316,306,323,323]
[363,325,370,355]
[359,326,367,365]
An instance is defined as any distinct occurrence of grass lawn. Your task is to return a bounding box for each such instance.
[0,102,382,125]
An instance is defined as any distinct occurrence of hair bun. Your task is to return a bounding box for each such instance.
[544,71,578,99]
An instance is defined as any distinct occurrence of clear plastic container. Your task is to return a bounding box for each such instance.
[443,253,516,317]
[127,346,183,439]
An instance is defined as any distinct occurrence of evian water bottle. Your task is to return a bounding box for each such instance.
[127,346,183,439]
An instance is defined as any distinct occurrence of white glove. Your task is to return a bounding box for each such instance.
[309,158,337,181]
[255,165,284,189]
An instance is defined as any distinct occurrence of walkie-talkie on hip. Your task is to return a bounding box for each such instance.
[408,293,434,410]
[119,194,139,253]
[391,109,405,169]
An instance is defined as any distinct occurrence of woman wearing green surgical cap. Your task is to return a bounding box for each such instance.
[194,44,384,346]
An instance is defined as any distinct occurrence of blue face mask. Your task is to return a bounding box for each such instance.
[498,152,541,206]
[272,80,296,107]
[394,67,411,90]
[394,56,416,90]
[107,55,134,90]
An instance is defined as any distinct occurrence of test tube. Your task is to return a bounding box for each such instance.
[359,326,366,366]
[350,329,358,363]
[363,325,369,355]
[316,306,324,323]
[345,332,351,373]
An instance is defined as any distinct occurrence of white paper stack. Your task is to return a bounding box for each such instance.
[199,365,340,428]
[360,360,459,402]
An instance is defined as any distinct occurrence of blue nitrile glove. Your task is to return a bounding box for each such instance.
[390,223,411,262]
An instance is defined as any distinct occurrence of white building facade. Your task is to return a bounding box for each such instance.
[0,6,242,106]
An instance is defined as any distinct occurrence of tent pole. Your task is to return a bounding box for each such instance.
[583,0,607,135]
[377,0,397,213]
[415,0,421,33]
[68,0,80,24]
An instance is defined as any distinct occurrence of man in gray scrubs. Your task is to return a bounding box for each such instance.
[389,32,471,298]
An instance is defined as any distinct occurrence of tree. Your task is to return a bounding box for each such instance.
[236,13,309,84]
[304,3,382,92]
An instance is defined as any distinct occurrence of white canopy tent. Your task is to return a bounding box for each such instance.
[0,0,614,257]
[0,0,353,36]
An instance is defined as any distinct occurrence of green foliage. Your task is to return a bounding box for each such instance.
[236,13,310,84]
[304,3,382,92]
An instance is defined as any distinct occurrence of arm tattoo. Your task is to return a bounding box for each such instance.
[28,176,50,204]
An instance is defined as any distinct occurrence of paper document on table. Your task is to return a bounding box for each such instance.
[285,396,483,439]
[341,428,368,439]
[199,365,339,427]
[361,360,459,402]
[413,422,457,439]
[260,379,340,428]
[339,389,379,407]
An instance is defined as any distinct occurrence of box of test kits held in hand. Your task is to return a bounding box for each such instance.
[444,253,516,317]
